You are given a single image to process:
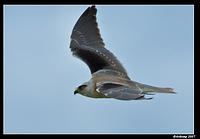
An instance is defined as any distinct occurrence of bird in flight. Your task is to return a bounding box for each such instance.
[69,5,175,100]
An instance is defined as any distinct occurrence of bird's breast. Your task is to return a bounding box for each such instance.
[81,79,109,98]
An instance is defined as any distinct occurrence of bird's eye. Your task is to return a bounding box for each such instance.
[78,85,87,90]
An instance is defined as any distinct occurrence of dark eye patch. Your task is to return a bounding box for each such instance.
[78,85,87,90]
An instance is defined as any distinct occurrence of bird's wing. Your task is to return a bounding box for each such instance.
[70,6,129,79]
[96,82,153,100]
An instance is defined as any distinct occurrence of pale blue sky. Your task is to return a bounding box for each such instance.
[4,5,194,134]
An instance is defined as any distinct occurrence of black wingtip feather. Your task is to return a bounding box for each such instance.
[82,5,97,17]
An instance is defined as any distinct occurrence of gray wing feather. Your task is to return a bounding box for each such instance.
[97,82,153,100]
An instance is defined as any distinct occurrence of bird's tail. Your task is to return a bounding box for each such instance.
[136,82,176,94]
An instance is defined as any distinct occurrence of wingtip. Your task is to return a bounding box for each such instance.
[91,5,96,8]
[84,5,96,15]
[90,5,97,13]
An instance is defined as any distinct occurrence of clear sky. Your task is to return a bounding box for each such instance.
[4,5,194,134]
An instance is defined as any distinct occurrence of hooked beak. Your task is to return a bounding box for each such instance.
[74,90,78,95]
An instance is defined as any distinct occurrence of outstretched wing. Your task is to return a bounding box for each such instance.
[70,6,129,79]
[96,82,153,100]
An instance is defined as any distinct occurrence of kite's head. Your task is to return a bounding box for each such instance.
[74,84,87,95]
[74,81,91,96]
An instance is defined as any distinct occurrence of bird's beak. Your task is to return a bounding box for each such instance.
[74,90,78,95]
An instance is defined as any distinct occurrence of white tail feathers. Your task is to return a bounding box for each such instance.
[155,87,176,94]
[136,82,176,94]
